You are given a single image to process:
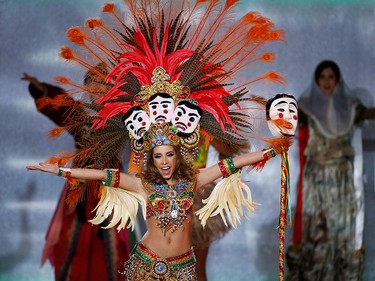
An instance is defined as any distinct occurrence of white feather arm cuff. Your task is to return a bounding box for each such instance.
[195,172,258,229]
[89,185,146,232]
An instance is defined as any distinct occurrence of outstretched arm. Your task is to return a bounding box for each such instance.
[26,162,142,194]
[196,138,292,189]
[21,73,46,94]
[358,106,375,121]
[196,150,265,188]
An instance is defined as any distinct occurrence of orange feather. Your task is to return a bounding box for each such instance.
[48,127,66,139]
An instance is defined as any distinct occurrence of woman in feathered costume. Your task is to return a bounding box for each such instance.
[27,1,292,280]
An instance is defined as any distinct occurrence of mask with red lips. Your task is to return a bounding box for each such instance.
[148,93,175,124]
[172,101,202,134]
[123,106,151,140]
[266,93,298,137]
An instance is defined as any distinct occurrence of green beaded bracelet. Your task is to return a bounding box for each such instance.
[57,167,71,178]
[102,168,120,187]
[262,147,276,160]
[225,158,239,174]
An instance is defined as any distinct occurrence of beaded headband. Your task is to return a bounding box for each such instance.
[143,123,180,150]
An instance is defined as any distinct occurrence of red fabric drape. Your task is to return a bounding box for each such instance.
[292,124,309,244]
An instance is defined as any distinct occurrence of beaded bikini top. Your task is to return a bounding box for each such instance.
[142,179,195,234]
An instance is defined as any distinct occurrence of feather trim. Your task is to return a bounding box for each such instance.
[248,137,292,172]
[89,185,146,232]
[48,127,67,139]
[195,171,258,229]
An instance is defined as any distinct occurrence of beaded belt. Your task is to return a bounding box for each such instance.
[134,243,196,275]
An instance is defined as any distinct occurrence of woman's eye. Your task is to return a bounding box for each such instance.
[277,108,285,112]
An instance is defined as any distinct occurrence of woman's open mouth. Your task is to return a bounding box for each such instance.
[161,166,171,176]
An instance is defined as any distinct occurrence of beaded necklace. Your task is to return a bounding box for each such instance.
[143,179,195,234]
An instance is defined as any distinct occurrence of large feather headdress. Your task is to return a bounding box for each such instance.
[49,0,286,175]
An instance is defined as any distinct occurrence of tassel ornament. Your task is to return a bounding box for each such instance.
[89,185,146,231]
[195,171,258,229]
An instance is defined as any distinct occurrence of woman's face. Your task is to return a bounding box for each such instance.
[152,145,177,183]
[318,67,338,96]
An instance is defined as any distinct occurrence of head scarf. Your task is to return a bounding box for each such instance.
[298,76,361,138]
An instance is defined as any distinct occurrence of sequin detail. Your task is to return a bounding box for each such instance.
[143,180,194,233]
[122,243,197,281]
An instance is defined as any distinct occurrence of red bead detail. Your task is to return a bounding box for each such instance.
[218,160,230,178]
[113,170,120,187]
[278,113,283,118]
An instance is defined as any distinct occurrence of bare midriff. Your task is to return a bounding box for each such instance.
[141,216,193,258]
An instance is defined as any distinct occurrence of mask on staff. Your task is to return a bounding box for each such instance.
[266,94,298,137]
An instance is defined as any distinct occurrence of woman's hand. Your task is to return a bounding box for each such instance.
[26,162,58,175]
[21,73,45,92]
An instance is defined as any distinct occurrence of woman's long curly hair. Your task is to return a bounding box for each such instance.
[139,146,197,185]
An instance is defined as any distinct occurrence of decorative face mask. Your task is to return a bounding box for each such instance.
[123,107,151,140]
[266,94,298,137]
[148,94,175,124]
[172,102,202,134]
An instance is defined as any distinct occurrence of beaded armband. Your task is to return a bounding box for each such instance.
[57,167,71,178]
[102,168,120,187]
[262,147,276,160]
[218,158,239,178]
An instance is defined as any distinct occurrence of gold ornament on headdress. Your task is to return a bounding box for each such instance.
[143,123,180,151]
[133,67,190,106]
[126,67,201,165]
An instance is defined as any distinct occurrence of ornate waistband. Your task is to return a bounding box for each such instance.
[134,243,196,271]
